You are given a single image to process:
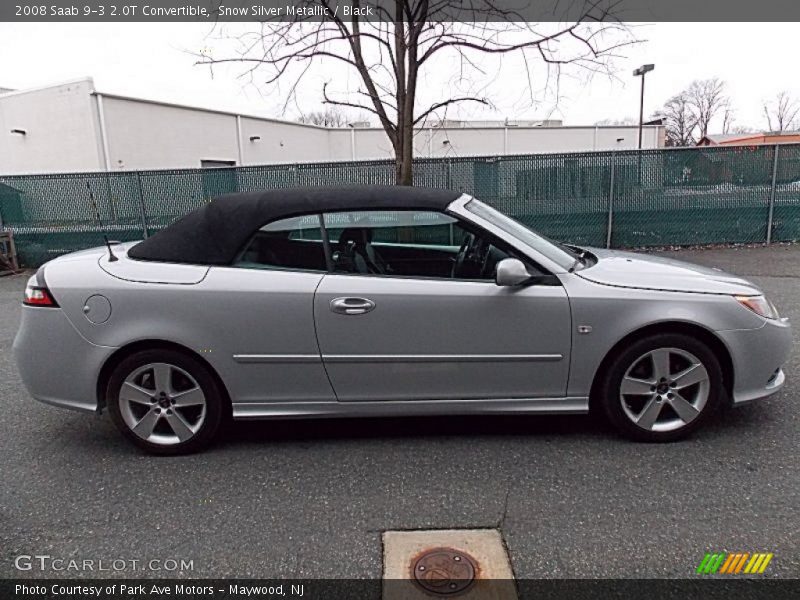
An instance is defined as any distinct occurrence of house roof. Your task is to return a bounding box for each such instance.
[701,133,751,144]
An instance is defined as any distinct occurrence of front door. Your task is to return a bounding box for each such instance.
[313,209,571,402]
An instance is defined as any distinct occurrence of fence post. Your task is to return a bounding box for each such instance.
[136,172,150,239]
[446,158,452,189]
[105,174,117,222]
[606,154,616,249]
[293,164,300,186]
[766,144,780,244]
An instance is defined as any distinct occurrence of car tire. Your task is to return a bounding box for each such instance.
[107,349,225,455]
[598,333,725,442]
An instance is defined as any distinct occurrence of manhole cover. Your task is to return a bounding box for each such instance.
[411,547,477,596]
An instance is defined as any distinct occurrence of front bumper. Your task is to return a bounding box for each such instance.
[12,305,115,413]
[717,318,792,405]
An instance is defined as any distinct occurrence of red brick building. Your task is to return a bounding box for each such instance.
[698,131,800,146]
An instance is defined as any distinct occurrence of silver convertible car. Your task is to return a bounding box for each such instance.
[14,186,791,453]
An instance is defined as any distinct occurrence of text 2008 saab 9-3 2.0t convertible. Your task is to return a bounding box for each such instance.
[13,186,791,453]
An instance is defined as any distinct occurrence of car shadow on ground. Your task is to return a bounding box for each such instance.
[218,413,605,447]
[50,396,778,455]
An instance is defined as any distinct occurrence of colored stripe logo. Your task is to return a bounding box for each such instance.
[697,552,773,574]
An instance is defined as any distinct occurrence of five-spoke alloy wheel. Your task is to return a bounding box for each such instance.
[108,349,225,454]
[599,333,724,442]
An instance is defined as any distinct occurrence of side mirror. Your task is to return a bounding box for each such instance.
[495,258,533,287]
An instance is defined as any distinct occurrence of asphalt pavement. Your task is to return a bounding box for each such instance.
[0,245,798,580]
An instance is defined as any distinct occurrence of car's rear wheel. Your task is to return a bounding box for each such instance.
[599,333,724,442]
[107,349,224,454]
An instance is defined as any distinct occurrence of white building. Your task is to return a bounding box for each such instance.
[0,78,665,176]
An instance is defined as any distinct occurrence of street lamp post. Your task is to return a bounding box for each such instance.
[633,64,655,149]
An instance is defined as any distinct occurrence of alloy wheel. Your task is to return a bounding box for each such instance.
[619,347,710,433]
[118,362,207,446]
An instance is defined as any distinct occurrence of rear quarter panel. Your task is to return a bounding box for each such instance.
[45,254,335,404]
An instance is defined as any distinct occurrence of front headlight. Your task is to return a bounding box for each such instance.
[735,295,779,319]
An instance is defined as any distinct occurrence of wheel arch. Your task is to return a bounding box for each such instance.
[97,339,232,414]
[588,321,734,412]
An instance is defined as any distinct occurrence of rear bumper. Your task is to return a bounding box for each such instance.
[12,305,115,413]
[717,318,792,405]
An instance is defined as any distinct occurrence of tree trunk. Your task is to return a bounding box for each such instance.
[391,12,413,186]
[396,126,414,185]
[398,34,421,184]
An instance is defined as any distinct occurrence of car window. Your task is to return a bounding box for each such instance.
[234,214,327,272]
[465,199,578,270]
[322,210,526,281]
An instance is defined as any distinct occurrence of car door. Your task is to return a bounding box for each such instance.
[199,214,336,405]
[313,209,572,402]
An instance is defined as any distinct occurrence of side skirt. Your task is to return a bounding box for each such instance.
[231,397,589,420]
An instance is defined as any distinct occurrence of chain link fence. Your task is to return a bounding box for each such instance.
[2,144,800,267]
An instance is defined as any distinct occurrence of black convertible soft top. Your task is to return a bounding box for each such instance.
[128,185,461,266]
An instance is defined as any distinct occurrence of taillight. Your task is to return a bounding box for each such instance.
[23,285,59,307]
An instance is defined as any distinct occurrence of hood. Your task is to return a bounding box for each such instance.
[576,248,761,295]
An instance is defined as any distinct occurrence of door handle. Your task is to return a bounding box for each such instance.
[330,297,376,315]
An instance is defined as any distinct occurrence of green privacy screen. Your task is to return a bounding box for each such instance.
[2,144,799,267]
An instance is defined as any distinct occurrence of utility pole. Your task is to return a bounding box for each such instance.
[633,64,655,149]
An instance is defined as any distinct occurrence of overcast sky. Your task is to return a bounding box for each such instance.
[1,22,797,132]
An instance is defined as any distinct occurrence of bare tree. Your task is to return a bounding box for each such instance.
[721,106,735,134]
[655,92,697,147]
[686,78,729,140]
[198,1,633,184]
[657,78,731,144]
[299,107,349,127]
[763,91,800,132]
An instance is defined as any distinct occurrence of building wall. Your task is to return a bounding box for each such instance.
[101,96,241,171]
[0,79,105,174]
[721,134,800,146]
[331,128,395,160]
[240,116,334,164]
[327,124,662,162]
[699,132,800,146]
[0,78,665,175]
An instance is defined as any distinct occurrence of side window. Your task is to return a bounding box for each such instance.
[235,214,327,272]
[322,210,520,280]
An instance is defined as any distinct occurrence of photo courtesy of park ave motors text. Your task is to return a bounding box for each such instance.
[1,1,799,597]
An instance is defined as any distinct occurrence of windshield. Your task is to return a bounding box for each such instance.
[464,199,580,270]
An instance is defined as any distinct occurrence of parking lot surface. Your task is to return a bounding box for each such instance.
[1,245,798,579]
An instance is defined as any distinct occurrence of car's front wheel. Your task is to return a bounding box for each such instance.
[107,349,225,454]
[599,333,725,442]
